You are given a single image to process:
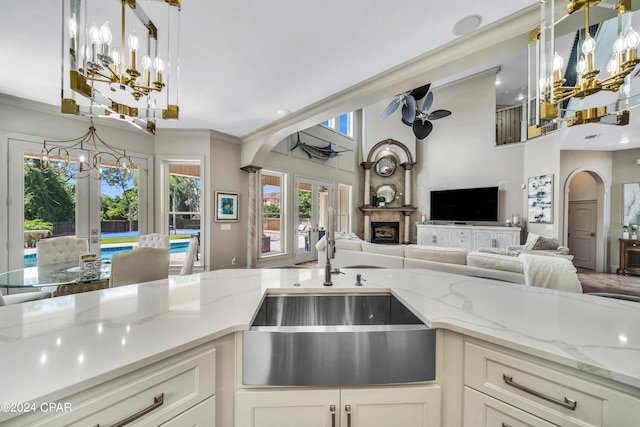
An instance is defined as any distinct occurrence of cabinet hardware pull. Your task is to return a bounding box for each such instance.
[330,405,336,427]
[345,404,352,427]
[503,374,577,410]
[102,393,164,427]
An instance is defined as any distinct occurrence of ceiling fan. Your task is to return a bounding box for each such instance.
[381,83,452,139]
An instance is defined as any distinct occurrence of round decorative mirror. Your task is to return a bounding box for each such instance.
[376,184,397,204]
[374,155,397,177]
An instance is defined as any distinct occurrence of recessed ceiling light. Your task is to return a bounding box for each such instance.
[277,109,291,117]
[453,15,482,36]
[495,79,501,85]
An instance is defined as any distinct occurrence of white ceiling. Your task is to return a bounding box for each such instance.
[1,0,639,151]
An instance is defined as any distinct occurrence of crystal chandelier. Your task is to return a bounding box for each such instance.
[61,0,181,134]
[40,120,135,180]
[528,0,639,137]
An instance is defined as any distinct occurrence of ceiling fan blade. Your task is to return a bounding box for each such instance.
[381,98,401,119]
[413,120,433,140]
[401,116,413,126]
[421,92,434,113]
[427,109,452,120]
[401,96,417,123]
[410,83,431,101]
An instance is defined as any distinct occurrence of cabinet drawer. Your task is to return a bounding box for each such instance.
[464,387,557,427]
[10,345,216,427]
[464,340,640,427]
[161,395,215,427]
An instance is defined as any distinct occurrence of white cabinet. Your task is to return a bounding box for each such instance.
[463,339,640,427]
[6,344,217,427]
[417,225,520,251]
[236,385,441,427]
[464,387,556,427]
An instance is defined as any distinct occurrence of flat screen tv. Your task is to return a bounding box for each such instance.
[430,186,499,222]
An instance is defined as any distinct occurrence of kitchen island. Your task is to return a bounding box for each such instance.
[1,268,639,426]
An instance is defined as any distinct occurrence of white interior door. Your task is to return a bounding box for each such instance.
[569,200,597,270]
[294,177,333,264]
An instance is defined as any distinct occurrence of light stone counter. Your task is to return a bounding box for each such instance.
[1,268,639,421]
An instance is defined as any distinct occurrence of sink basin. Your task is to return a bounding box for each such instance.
[243,293,436,386]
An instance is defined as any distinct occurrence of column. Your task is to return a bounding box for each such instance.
[241,165,261,268]
[361,162,374,206]
[404,214,411,244]
[402,162,415,206]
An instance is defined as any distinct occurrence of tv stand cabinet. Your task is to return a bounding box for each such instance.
[416,224,521,251]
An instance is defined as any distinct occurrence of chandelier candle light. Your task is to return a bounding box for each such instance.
[62,0,181,134]
[40,120,134,180]
[529,0,640,137]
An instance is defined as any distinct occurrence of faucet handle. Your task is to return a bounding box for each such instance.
[355,273,365,286]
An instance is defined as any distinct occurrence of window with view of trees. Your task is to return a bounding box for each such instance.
[261,170,284,257]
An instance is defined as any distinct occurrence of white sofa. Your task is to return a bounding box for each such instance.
[317,234,582,293]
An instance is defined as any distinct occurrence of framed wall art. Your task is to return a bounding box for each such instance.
[215,191,239,222]
[527,174,553,223]
[622,182,640,226]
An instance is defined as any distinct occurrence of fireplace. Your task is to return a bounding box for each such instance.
[371,222,400,244]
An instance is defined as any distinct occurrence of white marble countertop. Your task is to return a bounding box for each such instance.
[1,268,640,421]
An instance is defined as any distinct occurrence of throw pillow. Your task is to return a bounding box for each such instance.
[522,232,540,250]
[531,236,560,251]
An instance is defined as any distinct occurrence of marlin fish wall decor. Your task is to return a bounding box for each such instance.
[291,132,351,160]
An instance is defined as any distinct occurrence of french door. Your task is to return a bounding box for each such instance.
[294,177,333,264]
[7,137,149,270]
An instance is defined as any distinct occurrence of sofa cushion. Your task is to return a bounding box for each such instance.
[404,245,467,265]
[335,239,363,251]
[467,251,525,274]
[361,242,406,257]
[477,247,520,257]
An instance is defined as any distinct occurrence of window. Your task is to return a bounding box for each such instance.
[165,161,203,269]
[337,184,352,233]
[320,113,353,138]
[261,170,285,257]
[321,118,335,129]
[338,112,353,137]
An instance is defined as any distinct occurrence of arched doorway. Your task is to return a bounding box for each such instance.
[564,169,608,272]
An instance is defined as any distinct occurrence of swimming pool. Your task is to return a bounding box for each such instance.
[24,241,190,268]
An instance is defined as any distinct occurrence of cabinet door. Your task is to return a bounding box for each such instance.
[495,230,519,249]
[341,385,441,427]
[464,387,556,427]
[451,230,471,251]
[236,389,339,427]
[473,230,495,250]
[434,230,451,247]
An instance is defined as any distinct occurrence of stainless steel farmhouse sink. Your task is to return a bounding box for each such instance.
[243,293,436,386]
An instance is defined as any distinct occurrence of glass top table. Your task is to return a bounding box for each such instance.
[0,261,111,288]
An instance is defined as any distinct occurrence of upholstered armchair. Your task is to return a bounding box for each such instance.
[179,237,199,276]
[0,291,51,306]
[138,233,170,248]
[109,247,170,287]
[36,236,89,266]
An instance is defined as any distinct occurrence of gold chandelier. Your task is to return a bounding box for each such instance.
[529,0,639,136]
[40,120,135,180]
[62,0,181,134]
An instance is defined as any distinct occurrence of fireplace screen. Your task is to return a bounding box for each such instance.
[371,222,399,244]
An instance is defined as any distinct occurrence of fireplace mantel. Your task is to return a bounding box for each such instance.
[361,139,416,244]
